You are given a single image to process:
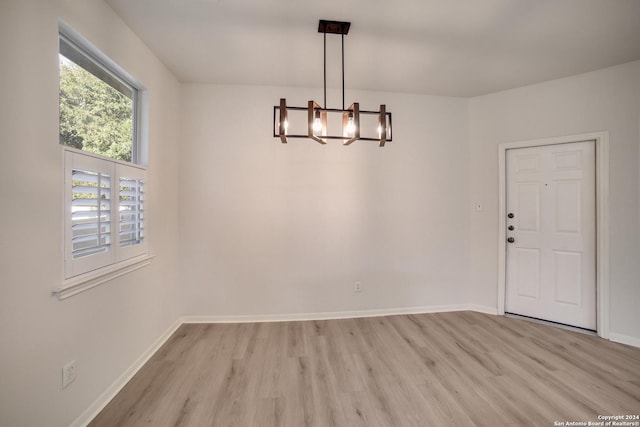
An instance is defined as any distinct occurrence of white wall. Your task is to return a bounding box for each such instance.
[1,1,638,424]
[0,1,182,426]
[179,84,472,317]
[469,60,640,341]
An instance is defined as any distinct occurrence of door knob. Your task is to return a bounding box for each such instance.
[508,225,514,231]
[507,213,515,219]
[507,237,515,243]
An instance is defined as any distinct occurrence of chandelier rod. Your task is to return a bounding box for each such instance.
[323,32,327,110]
[321,29,347,111]
[342,34,345,111]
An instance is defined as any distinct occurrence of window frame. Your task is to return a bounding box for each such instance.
[56,24,150,298]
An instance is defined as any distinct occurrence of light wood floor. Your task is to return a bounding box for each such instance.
[90,311,640,426]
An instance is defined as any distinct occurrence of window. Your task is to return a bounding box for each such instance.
[60,29,147,280]
[59,34,139,162]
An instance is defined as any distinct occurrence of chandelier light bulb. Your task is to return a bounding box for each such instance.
[312,110,322,132]
[313,118,322,132]
[346,114,356,135]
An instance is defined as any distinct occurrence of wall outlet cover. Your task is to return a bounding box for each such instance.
[62,360,76,389]
[355,281,362,293]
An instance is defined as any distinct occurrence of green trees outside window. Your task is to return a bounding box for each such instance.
[59,51,135,162]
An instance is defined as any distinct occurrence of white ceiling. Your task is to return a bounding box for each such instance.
[105,0,640,97]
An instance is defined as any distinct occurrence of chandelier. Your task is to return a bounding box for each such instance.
[274,20,392,147]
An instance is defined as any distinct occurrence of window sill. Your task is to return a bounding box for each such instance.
[53,254,154,300]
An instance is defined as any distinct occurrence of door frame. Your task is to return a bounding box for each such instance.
[497,132,610,338]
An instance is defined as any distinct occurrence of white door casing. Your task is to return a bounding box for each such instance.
[505,141,596,330]
[497,132,610,338]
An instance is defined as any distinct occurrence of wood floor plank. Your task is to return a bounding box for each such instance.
[89,312,640,427]
[307,335,348,427]
[251,397,284,427]
[323,321,365,393]
[258,323,287,399]
[415,381,477,427]
[338,390,384,427]
[282,356,314,427]
[350,350,421,427]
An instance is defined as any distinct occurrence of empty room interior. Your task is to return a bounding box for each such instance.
[1,0,640,426]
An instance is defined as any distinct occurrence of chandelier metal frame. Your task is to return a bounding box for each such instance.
[273,20,392,147]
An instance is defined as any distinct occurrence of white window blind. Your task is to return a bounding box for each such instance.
[65,151,147,279]
[71,169,112,258]
[119,176,144,247]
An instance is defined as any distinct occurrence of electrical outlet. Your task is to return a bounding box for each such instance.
[355,281,362,293]
[62,360,76,389]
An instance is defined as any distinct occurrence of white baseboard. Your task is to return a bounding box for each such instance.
[70,318,182,427]
[465,304,499,315]
[182,304,498,324]
[609,332,640,348]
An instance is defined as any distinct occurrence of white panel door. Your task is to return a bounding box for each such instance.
[505,141,596,330]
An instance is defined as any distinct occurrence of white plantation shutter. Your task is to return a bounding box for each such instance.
[71,170,112,258]
[119,177,144,246]
[65,151,116,277]
[65,151,147,278]
[116,164,147,261]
